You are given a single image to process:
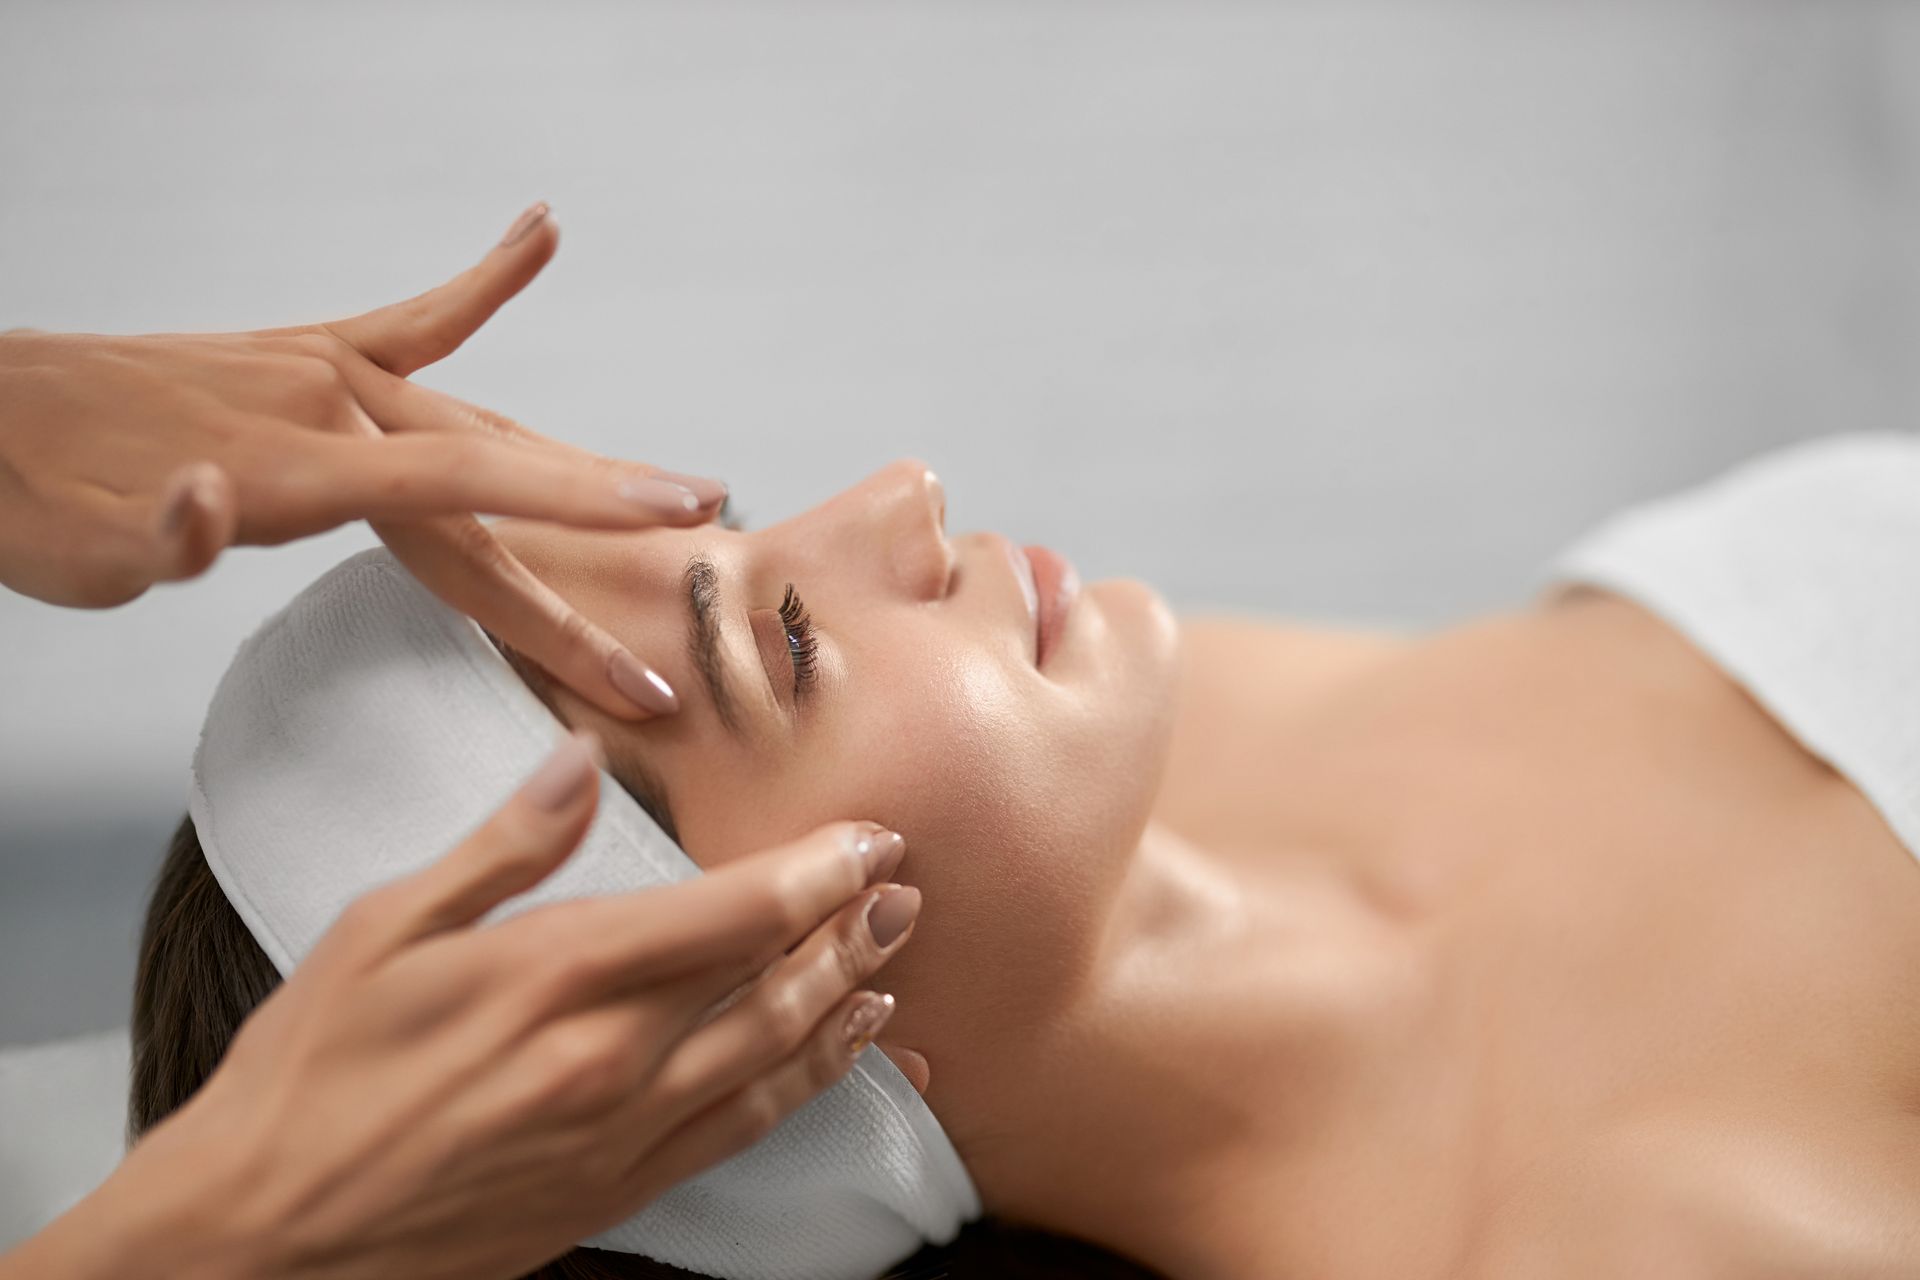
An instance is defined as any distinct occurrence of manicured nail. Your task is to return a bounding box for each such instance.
[845,824,906,885]
[608,650,678,715]
[866,885,921,949]
[617,476,702,517]
[525,732,599,811]
[500,201,551,247]
[843,992,895,1056]
[650,470,729,509]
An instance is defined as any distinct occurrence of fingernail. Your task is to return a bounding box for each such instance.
[844,992,895,1056]
[608,650,678,715]
[650,469,729,509]
[845,824,906,885]
[500,201,551,247]
[866,885,921,949]
[526,731,598,811]
[617,476,702,517]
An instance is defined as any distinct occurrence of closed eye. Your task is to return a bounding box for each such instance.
[778,584,819,695]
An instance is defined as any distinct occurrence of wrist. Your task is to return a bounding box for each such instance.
[15,1113,283,1280]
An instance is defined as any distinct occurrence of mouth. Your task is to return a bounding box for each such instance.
[1006,542,1080,669]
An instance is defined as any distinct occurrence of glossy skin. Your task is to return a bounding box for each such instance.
[496,459,1181,1121]
[499,466,1920,1279]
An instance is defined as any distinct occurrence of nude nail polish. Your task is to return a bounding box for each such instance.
[618,476,701,517]
[526,733,597,811]
[650,470,729,509]
[608,650,678,715]
[866,886,921,949]
[500,201,551,246]
[844,992,895,1056]
[847,825,906,886]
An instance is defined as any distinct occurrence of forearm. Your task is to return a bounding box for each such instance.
[0,1150,261,1280]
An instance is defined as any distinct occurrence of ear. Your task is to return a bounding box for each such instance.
[880,1043,931,1095]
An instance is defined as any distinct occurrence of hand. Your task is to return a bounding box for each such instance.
[3,733,918,1280]
[0,203,715,719]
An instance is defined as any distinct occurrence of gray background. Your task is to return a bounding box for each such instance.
[5,0,1920,1048]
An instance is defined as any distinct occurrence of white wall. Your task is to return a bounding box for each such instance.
[4,0,1918,1043]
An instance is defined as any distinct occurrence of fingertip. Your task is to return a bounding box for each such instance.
[608,649,679,717]
[880,1043,931,1095]
[499,201,552,248]
[617,476,708,525]
[523,729,601,812]
[649,470,729,511]
[840,822,906,887]
[842,991,896,1058]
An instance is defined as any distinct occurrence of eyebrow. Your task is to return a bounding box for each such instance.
[479,626,681,842]
[684,555,744,736]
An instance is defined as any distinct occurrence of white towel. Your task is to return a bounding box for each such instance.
[1551,431,1920,865]
[189,549,979,1280]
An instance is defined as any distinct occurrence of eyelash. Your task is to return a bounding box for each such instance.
[778,584,819,693]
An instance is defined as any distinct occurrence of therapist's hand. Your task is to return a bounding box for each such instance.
[5,733,917,1280]
[0,203,714,719]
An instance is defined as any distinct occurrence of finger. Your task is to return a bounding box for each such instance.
[323,731,604,961]
[492,821,906,1004]
[336,367,730,510]
[301,430,718,529]
[324,201,560,377]
[643,884,919,1126]
[373,514,679,721]
[618,990,895,1200]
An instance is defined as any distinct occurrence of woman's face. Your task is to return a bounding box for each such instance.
[496,460,1179,1100]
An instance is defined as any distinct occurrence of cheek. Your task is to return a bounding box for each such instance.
[666,592,1181,1060]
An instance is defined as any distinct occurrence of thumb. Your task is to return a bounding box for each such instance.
[326,201,559,377]
[148,462,237,585]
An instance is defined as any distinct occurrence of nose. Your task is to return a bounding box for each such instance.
[850,459,954,600]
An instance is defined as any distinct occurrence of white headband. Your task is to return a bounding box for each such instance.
[188,549,978,1280]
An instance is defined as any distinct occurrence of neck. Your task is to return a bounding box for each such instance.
[950,822,1473,1279]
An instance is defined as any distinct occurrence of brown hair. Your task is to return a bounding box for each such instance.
[129,815,1159,1280]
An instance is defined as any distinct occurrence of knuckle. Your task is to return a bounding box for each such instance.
[549,604,600,655]
[753,982,814,1051]
[826,921,872,984]
[333,889,393,940]
[764,866,819,937]
[440,435,491,472]
[290,331,337,359]
[281,355,349,417]
[536,1024,630,1115]
[805,1020,854,1090]
[448,515,509,569]
[515,925,594,1004]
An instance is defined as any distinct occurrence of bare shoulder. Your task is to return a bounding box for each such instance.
[1454,1109,1920,1280]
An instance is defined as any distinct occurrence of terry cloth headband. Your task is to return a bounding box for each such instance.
[188,548,979,1280]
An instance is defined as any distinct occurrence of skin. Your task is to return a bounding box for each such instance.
[0,202,721,720]
[498,462,1920,1279]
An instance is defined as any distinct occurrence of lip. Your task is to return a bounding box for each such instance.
[1022,544,1080,669]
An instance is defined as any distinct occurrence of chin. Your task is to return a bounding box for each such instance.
[1066,576,1182,820]
[1082,577,1182,693]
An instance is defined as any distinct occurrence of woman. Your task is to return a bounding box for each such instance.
[134,441,1920,1278]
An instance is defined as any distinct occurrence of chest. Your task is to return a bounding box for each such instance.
[1157,603,1920,1277]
